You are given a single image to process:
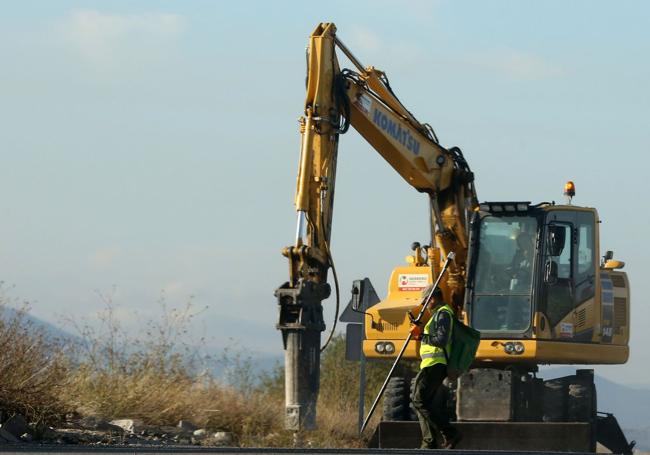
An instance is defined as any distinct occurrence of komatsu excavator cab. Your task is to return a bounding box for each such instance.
[360,199,630,366]
[467,201,629,365]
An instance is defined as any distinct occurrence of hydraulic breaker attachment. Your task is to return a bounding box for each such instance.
[275,279,329,430]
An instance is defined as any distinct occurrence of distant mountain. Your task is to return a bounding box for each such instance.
[209,349,282,384]
[1,304,282,381]
[0,306,81,345]
[595,377,650,428]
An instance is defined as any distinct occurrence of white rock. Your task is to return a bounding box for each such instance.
[193,429,207,439]
[20,433,33,442]
[109,419,143,434]
[212,431,233,446]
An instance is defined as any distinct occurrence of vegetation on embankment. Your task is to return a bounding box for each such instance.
[0,292,413,447]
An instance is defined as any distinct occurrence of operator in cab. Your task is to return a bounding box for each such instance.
[410,288,461,449]
[509,230,534,290]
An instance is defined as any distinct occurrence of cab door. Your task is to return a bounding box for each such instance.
[542,211,575,338]
[572,211,597,340]
[540,210,597,341]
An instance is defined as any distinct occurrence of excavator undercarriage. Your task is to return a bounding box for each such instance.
[367,369,633,453]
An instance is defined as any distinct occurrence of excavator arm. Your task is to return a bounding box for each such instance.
[275,22,477,431]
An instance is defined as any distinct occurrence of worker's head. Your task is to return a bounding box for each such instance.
[428,288,444,309]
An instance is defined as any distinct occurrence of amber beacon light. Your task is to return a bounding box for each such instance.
[564,180,576,203]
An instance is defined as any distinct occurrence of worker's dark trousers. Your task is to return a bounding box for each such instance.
[411,363,452,448]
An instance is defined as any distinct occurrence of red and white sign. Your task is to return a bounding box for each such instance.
[398,274,429,291]
[559,322,574,338]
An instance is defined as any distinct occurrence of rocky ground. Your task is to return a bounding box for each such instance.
[0,414,234,447]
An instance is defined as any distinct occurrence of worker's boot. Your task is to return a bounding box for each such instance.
[439,427,462,449]
[419,431,437,450]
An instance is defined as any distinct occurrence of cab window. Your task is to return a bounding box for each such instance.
[555,224,572,280]
[545,222,574,326]
[575,211,596,302]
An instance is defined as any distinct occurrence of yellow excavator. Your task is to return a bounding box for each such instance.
[275,22,633,453]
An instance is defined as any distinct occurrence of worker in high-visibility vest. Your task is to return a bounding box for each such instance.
[410,287,461,449]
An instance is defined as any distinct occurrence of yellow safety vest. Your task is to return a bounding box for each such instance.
[419,304,454,369]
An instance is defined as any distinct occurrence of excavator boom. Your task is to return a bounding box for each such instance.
[276,22,476,431]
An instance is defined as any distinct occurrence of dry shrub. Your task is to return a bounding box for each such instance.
[0,290,68,422]
[254,334,413,448]
[60,295,286,445]
[1,288,406,448]
[312,400,371,448]
[65,367,284,445]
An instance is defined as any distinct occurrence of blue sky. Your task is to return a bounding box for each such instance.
[0,1,649,385]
